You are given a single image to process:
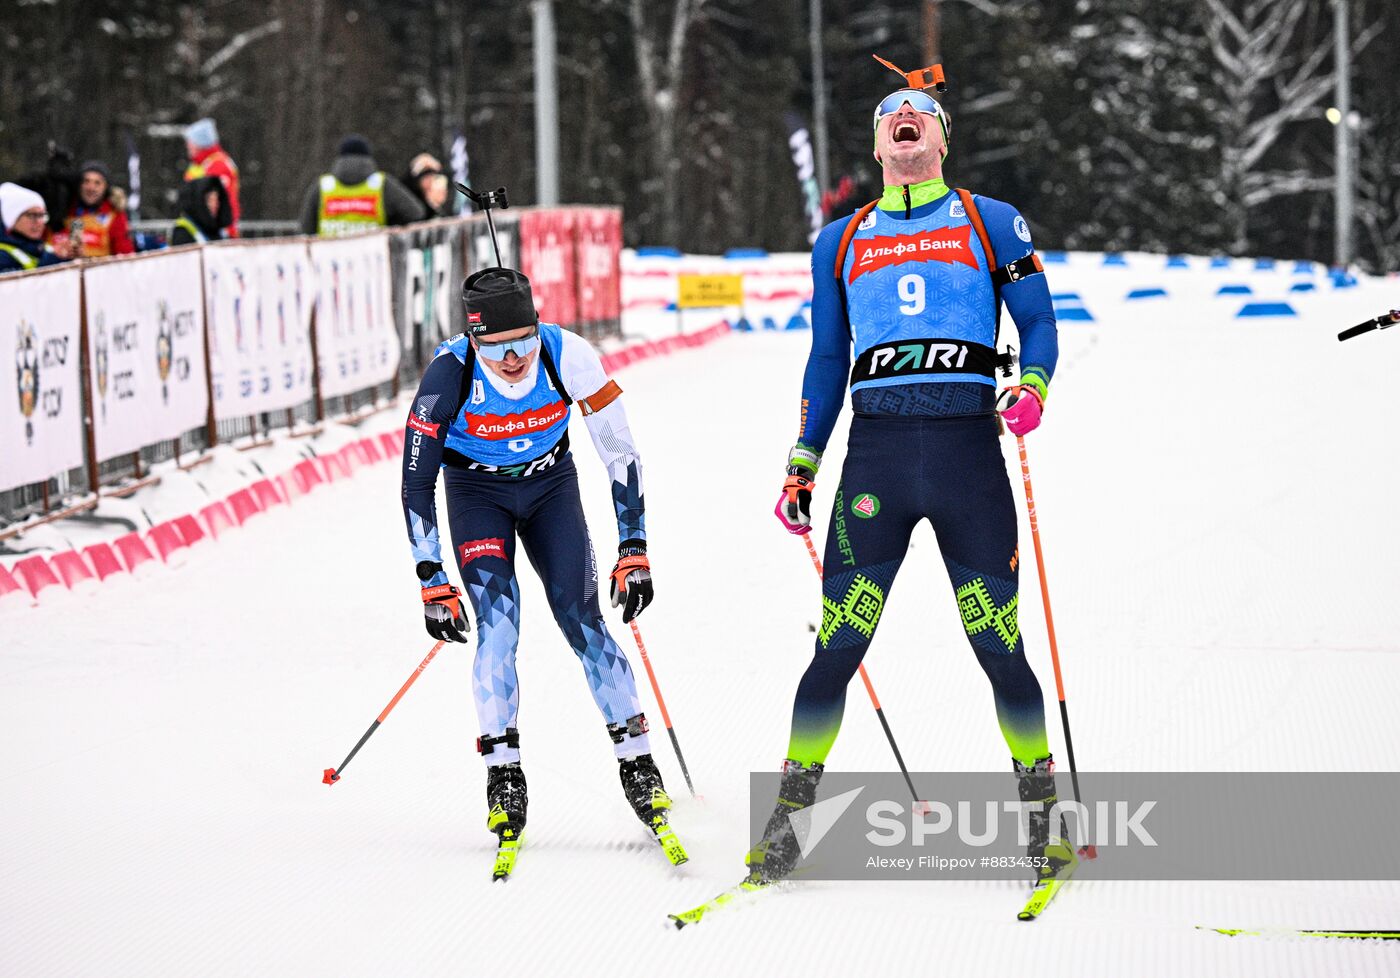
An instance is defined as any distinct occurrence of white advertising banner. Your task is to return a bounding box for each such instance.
[310,235,399,398]
[204,242,315,419]
[0,267,85,492]
[84,249,209,463]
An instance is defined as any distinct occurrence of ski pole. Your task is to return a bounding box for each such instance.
[1013,437,1086,808]
[323,640,446,785]
[800,532,927,811]
[629,621,696,797]
[1337,309,1399,342]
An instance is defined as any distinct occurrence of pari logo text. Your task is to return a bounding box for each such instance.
[849,226,977,283]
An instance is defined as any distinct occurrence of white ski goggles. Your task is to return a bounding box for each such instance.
[872,89,951,145]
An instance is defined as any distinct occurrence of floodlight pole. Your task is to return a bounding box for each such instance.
[532,0,560,206]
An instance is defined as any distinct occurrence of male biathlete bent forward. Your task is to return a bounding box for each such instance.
[748,82,1065,882]
[400,267,685,871]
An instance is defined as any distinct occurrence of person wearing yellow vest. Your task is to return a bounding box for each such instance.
[184,118,241,238]
[0,183,74,275]
[298,135,425,237]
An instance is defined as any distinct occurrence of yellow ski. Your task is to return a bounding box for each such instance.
[669,879,772,928]
[1018,842,1079,921]
[1200,926,1400,941]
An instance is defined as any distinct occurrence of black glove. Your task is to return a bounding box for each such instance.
[418,561,470,643]
[609,541,653,623]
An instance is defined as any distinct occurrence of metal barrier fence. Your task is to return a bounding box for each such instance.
[1,207,623,537]
[129,220,302,245]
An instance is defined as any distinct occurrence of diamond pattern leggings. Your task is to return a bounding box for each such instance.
[444,458,649,766]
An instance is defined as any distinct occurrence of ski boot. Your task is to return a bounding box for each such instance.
[619,753,688,866]
[1015,755,1077,883]
[745,759,824,883]
[485,756,527,881]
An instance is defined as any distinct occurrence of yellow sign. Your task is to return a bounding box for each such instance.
[678,274,744,308]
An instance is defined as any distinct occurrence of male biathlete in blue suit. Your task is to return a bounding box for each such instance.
[401,267,685,874]
[748,77,1068,884]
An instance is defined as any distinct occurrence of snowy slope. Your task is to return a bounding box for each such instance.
[3,262,1399,977]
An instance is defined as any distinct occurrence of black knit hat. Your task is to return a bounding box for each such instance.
[337,134,373,157]
[462,267,539,336]
[80,160,113,186]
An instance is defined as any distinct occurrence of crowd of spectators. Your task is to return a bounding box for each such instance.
[1,120,462,275]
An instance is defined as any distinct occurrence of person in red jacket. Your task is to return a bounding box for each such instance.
[183,118,241,237]
[63,161,134,258]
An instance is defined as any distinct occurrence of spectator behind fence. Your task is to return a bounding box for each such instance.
[184,118,241,237]
[64,161,135,258]
[299,134,425,237]
[170,175,233,246]
[0,183,75,274]
[16,142,80,238]
[405,152,451,218]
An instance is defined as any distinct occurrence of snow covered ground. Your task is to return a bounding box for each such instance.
[4,260,1399,976]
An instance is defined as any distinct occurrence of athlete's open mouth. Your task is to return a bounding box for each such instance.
[894,120,921,143]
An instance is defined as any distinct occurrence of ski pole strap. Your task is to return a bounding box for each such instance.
[477,727,520,755]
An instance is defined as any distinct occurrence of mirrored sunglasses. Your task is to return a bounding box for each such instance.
[873,89,943,125]
[476,328,540,359]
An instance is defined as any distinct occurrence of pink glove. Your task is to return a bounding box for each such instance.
[774,473,815,534]
[997,386,1043,436]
